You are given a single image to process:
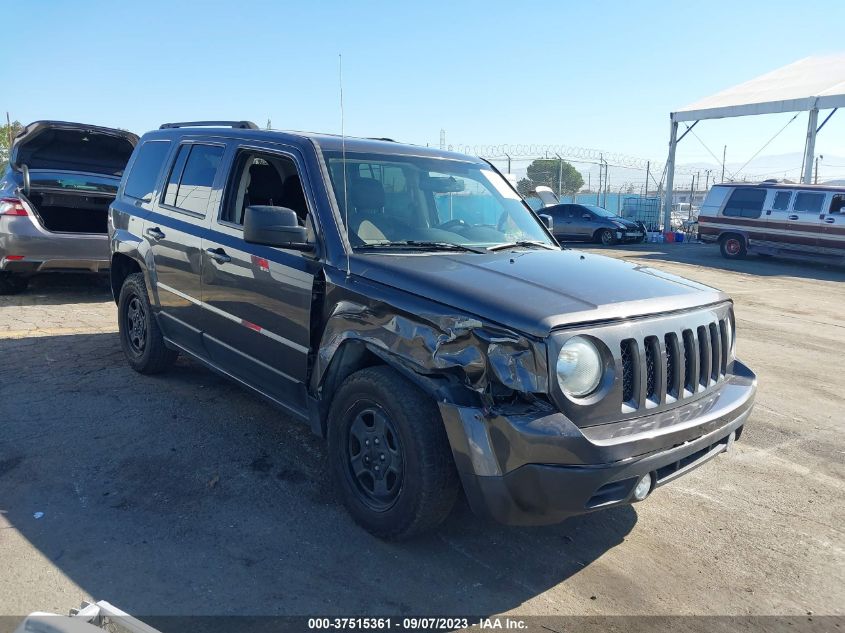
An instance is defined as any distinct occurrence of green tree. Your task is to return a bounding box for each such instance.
[1,119,23,170]
[517,158,584,198]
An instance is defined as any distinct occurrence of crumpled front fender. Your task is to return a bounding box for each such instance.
[312,273,549,406]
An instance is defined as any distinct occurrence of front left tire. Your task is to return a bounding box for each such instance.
[117,272,178,374]
[327,366,459,540]
[598,228,616,245]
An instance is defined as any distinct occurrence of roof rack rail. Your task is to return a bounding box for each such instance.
[159,120,259,130]
[367,137,396,142]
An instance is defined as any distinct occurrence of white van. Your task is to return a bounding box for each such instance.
[698,182,845,263]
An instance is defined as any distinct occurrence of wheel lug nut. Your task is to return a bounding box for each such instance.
[375,465,380,471]
[374,438,380,445]
[365,440,369,446]
[380,454,385,460]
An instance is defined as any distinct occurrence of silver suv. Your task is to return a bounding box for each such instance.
[0,121,137,294]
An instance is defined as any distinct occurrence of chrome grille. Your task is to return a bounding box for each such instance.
[618,317,730,413]
[644,336,658,402]
[664,333,678,398]
[551,302,734,427]
[621,339,635,403]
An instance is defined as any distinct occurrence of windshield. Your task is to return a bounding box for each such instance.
[322,151,554,250]
[584,205,618,218]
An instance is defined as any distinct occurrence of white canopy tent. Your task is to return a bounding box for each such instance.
[663,53,845,231]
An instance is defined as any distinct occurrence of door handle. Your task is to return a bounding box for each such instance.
[825,217,836,224]
[787,214,799,220]
[206,247,231,264]
[145,227,165,240]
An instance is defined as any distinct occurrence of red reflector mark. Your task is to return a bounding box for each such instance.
[251,255,270,272]
[242,320,262,332]
[5,255,24,261]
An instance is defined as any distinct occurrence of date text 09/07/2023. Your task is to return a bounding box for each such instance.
[307,617,528,630]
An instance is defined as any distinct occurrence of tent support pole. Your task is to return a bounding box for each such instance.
[802,108,819,184]
[663,119,678,233]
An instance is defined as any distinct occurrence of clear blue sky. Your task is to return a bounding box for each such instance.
[9,0,845,180]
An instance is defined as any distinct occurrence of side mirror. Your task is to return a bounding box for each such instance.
[243,205,312,251]
[539,213,553,230]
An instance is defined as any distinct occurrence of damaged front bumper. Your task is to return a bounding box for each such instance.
[439,359,756,526]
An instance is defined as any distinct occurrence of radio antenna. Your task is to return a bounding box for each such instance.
[339,54,351,277]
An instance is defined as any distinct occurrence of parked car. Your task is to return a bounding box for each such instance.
[110,121,756,540]
[0,121,138,293]
[544,203,646,244]
[698,182,845,263]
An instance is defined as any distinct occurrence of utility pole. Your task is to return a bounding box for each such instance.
[597,154,603,205]
[721,145,727,182]
[555,153,564,199]
[687,172,701,220]
[814,155,823,184]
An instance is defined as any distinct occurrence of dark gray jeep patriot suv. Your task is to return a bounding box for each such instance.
[109,121,756,540]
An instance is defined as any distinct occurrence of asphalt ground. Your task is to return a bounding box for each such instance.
[0,243,842,625]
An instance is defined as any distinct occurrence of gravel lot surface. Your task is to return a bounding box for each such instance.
[0,244,842,622]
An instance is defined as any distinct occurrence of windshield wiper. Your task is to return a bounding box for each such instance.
[487,240,558,252]
[355,240,487,253]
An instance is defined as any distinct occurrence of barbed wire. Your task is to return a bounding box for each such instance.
[452,143,701,176]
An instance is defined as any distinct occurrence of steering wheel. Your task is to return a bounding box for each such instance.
[438,218,467,231]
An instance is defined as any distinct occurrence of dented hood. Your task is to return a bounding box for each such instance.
[352,249,728,338]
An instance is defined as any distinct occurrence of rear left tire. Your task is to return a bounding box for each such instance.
[117,272,178,374]
[719,234,747,260]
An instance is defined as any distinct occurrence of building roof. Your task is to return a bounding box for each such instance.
[672,54,845,122]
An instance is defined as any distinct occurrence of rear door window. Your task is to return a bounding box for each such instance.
[772,191,791,211]
[792,192,825,214]
[161,143,225,216]
[123,140,171,201]
[723,188,766,218]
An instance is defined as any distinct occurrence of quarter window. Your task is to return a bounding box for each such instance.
[723,188,766,218]
[161,145,191,207]
[123,140,171,201]
[772,191,791,211]
[793,192,825,213]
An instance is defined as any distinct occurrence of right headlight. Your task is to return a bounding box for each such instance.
[556,336,603,398]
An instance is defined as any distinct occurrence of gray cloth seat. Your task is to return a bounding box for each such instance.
[347,177,408,242]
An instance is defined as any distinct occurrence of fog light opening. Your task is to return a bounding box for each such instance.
[633,473,653,501]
